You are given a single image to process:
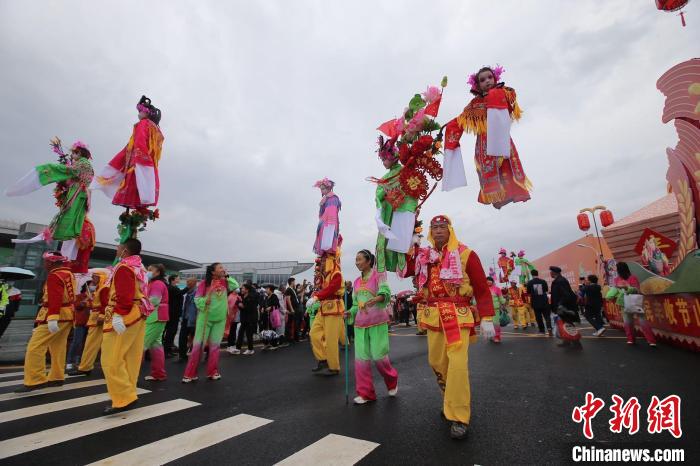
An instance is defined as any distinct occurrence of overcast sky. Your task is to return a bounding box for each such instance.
[0,1,696,290]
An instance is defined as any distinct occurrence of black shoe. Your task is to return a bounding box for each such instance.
[15,383,47,393]
[102,400,138,416]
[47,380,64,387]
[450,422,469,440]
[67,368,91,377]
[312,360,328,373]
[321,368,340,377]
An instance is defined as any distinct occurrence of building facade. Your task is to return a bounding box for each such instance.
[180,261,313,287]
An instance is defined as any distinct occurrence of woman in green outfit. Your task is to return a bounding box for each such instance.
[347,249,398,404]
[6,140,93,242]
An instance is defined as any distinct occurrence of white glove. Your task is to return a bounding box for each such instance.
[112,314,126,335]
[47,320,59,334]
[306,297,318,309]
[480,320,495,340]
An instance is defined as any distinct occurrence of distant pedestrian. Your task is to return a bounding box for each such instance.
[526,270,552,336]
[233,283,258,355]
[66,283,90,370]
[163,274,183,356]
[344,280,354,343]
[226,289,241,354]
[178,278,198,362]
[582,275,606,337]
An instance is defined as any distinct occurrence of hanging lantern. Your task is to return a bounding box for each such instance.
[577,213,591,231]
[656,0,690,26]
[600,210,615,228]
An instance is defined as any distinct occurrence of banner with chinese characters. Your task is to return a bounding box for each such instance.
[604,293,700,352]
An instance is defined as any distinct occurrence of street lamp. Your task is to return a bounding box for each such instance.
[577,243,602,276]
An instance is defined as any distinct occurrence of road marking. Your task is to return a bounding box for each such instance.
[0,379,107,402]
[0,398,200,460]
[0,372,23,379]
[88,413,272,466]
[0,374,81,388]
[275,433,379,466]
[0,389,150,423]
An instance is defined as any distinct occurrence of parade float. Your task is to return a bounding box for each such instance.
[601,58,700,351]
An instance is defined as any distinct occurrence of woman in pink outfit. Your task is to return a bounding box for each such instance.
[615,262,657,347]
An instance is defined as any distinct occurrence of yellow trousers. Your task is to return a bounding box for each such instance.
[23,322,72,387]
[310,313,344,371]
[513,306,528,328]
[427,328,471,424]
[78,325,103,372]
[528,306,536,324]
[101,319,145,408]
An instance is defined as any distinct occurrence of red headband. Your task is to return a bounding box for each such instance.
[430,215,451,226]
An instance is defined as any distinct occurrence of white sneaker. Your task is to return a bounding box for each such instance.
[181,376,198,384]
[388,383,399,397]
[594,327,606,337]
[354,396,371,404]
[243,349,254,355]
[228,347,241,355]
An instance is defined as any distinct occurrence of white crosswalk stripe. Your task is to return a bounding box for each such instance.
[275,433,380,466]
[0,374,81,388]
[0,371,24,379]
[0,398,200,460]
[0,379,107,401]
[87,413,273,466]
[0,388,150,423]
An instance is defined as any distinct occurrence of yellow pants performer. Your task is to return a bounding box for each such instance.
[512,305,528,329]
[528,305,536,325]
[23,322,72,387]
[101,319,145,409]
[310,313,344,372]
[77,325,103,373]
[428,328,472,424]
[19,257,76,391]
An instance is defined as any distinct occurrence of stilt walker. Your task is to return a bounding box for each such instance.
[348,250,399,405]
[16,252,76,392]
[404,215,495,439]
[308,178,346,376]
[69,268,110,376]
[100,238,151,414]
[91,95,164,242]
[5,139,94,261]
[443,65,532,208]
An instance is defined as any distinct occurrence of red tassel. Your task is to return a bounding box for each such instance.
[680,11,686,27]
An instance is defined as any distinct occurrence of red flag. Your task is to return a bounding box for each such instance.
[424,95,442,117]
[377,119,400,138]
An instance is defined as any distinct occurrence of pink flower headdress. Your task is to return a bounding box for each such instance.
[467,65,505,93]
[313,178,335,190]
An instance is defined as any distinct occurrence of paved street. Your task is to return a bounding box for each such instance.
[0,324,697,465]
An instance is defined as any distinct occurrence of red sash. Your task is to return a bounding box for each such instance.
[428,264,462,346]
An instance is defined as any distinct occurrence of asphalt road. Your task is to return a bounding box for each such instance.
[0,323,697,465]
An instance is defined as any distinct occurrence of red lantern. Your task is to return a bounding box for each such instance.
[600,210,615,228]
[577,213,591,231]
[656,0,689,26]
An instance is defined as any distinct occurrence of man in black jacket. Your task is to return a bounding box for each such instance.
[582,275,606,336]
[526,270,552,336]
[163,274,184,356]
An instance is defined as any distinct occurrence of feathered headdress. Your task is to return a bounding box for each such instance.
[467,65,505,93]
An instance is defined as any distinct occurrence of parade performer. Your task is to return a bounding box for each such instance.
[308,249,345,376]
[508,281,528,330]
[486,276,505,343]
[608,262,657,347]
[515,250,534,285]
[69,268,110,376]
[92,96,163,242]
[182,263,240,383]
[6,140,94,257]
[144,264,169,381]
[444,66,532,208]
[347,250,398,404]
[313,178,341,255]
[16,252,76,392]
[370,136,418,273]
[405,215,495,439]
[497,248,514,282]
[101,238,152,414]
[68,218,96,275]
